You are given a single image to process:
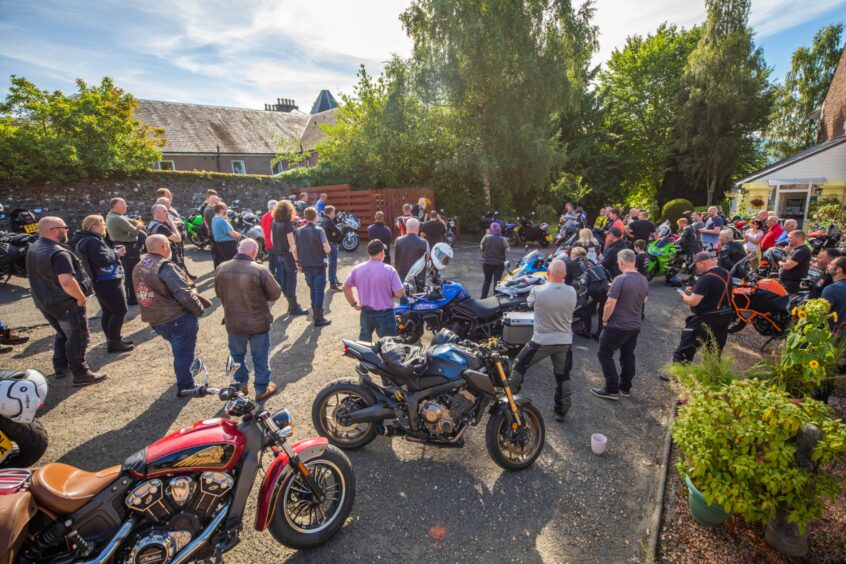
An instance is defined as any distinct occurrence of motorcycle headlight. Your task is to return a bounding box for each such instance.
[272,408,293,430]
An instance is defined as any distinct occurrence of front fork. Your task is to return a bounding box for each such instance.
[259,413,325,502]
[494,359,523,427]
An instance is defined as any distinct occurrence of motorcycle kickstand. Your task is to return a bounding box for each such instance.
[760,336,779,351]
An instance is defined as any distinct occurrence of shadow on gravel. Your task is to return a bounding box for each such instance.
[269,324,318,395]
[57,385,189,470]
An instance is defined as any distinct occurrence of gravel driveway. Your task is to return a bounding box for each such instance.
[0,241,686,562]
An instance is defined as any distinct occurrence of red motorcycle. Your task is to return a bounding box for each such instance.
[0,359,355,563]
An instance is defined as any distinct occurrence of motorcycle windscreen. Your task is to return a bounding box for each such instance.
[404,256,427,286]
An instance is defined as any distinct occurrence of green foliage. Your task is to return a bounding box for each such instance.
[665,338,742,392]
[272,136,308,171]
[660,198,694,223]
[675,0,772,205]
[598,24,700,207]
[673,378,846,532]
[766,23,844,160]
[755,299,841,397]
[811,196,846,227]
[0,76,165,182]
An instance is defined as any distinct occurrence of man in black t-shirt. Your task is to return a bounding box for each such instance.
[672,252,733,363]
[602,227,630,278]
[778,230,812,293]
[716,229,746,273]
[626,213,655,242]
[421,210,447,246]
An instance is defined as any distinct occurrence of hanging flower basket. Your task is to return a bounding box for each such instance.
[750,198,765,207]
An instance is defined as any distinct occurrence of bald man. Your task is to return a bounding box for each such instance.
[507,259,576,422]
[26,217,105,385]
[134,234,210,396]
[214,238,282,400]
[394,217,429,282]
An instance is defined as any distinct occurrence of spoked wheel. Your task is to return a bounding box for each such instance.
[396,315,425,344]
[268,446,356,549]
[727,314,747,333]
[312,381,379,449]
[341,232,359,252]
[485,402,545,471]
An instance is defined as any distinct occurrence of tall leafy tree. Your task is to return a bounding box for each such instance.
[766,23,844,159]
[0,76,165,182]
[675,0,772,205]
[598,23,700,207]
[400,0,598,209]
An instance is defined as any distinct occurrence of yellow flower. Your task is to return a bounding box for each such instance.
[809,360,820,369]
[791,307,798,316]
[798,310,808,319]
[834,312,839,323]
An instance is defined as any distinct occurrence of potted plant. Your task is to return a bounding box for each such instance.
[672,379,846,535]
[750,197,765,207]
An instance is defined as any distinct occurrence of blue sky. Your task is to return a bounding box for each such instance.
[0,0,844,111]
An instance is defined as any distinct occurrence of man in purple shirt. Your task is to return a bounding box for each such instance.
[344,239,405,340]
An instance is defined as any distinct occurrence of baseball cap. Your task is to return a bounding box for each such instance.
[608,226,622,238]
[367,239,386,255]
[692,251,712,264]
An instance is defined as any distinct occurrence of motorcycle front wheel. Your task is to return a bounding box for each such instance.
[187,232,207,249]
[0,418,48,468]
[396,315,425,344]
[507,232,519,247]
[312,381,379,449]
[268,445,356,549]
[445,232,456,247]
[485,402,545,471]
[341,232,359,252]
[256,240,268,263]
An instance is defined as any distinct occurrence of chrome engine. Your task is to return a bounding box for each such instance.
[419,390,477,436]
[123,472,234,564]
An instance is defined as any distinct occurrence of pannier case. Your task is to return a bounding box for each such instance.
[502,311,534,346]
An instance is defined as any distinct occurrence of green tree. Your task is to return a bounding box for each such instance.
[598,24,700,207]
[766,23,844,159]
[0,76,165,181]
[675,0,772,205]
[400,0,598,209]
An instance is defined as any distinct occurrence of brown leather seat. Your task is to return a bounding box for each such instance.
[30,463,122,515]
[0,491,36,564]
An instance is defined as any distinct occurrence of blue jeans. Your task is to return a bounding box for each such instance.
[303,267,327,310]
[0,319,6,332]
[276,253,297,299]
[227,332,271,394]
[328,243,339,285]
[267,251,281,282]
[359,309,397,341]
[152,313,199,391]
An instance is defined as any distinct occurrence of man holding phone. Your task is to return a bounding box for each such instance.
[673,252,733,363]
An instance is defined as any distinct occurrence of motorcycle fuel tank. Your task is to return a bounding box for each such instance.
[139,418,247,477]
[409,281,470,311]
[426,344,481,380]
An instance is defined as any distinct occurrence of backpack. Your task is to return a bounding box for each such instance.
[578,261,612,302]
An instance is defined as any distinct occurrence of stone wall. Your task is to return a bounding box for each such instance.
[0,170,312,227]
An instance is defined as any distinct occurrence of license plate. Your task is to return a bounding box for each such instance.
[0,431,13,464]
[24,223,38,234]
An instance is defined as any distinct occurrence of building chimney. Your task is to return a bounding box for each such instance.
[264,97,299,112]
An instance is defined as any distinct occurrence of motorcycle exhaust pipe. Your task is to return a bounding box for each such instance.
[343,405,395,424]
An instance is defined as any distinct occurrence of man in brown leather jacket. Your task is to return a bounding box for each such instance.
[134,234,210,396]
[214,238,282,400]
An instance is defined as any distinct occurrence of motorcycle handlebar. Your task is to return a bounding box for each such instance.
[177,386,222,398]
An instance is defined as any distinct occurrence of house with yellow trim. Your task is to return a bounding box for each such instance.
[733,45,846,227]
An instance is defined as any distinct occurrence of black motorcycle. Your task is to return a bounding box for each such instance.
[0,232,37,282]
[511,215,551,248]
[808,223,841,255]
[312,333,545,471]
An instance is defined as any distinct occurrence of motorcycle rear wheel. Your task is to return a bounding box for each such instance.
[268,446,355,549]
[0,418,48,468]
[312,381,379,450]
[485,402,544,472]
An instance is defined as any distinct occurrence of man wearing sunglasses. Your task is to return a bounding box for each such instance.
[26,217,105,386]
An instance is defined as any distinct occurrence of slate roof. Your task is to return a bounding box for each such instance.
[734,135,846,185]
[134,99,312,154]
[310,90,338,114]
[300,109,338,151]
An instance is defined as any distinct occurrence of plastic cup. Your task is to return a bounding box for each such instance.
[591,433,608,455]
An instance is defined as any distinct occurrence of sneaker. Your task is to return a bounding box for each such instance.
[107,340,135,353]
[620,389,631,398]
[0,344,12,354]
[255,382,277,401]
[330,283,343,292]
[176,388,195,399]
[121,338,135,346]
[73,371,107,387]
[574,330,591,339]
[0,331,29,345]
[553,409,566,422]
[590,387,620,401]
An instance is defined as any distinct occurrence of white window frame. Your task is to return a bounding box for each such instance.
[271,161,286,175]
[231,160,246,174]
[159,160,176,171]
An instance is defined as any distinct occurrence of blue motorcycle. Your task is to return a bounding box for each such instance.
[394,262,527,344]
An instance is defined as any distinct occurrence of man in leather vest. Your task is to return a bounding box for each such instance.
[105,197,143,305]
[296,207,332,327]
[214,238,282,400]
[26,217,105,386]
[134,234,211,395]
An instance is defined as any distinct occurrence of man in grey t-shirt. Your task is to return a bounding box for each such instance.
[507,259,577,422]
[592,249,649,400]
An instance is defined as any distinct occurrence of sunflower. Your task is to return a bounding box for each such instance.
[792,307,798,316]
[834,312,839,323]
[798,310,808,319]
[809,360,820,369]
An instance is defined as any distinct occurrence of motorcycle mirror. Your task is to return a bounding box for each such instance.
[225,356,240,376]
[190,358,205,376]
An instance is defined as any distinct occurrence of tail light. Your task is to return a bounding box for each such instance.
[343,344,349,355]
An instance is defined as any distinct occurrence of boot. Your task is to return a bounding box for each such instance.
[107,339,135,353]
[0,344,12,354]
[287,298,308,316]
[0,328,29,345]
[255,382,278,401]
[313,308,332,327]
[73,371,107,387]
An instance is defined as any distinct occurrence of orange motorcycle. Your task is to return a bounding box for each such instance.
[727,257,806,338]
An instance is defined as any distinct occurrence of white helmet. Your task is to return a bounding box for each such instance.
[0,369,48,423]
[431,242,453,270]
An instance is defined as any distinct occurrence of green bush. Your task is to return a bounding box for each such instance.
[660,198,694,223]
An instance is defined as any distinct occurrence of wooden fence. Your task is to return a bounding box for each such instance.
[292,185,437,237]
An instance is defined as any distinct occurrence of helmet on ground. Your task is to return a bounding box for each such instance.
[0,369,48,423]
[431,242,453,270]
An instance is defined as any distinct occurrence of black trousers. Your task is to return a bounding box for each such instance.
[93,279,127,341]
[579,296,606,336]
[597,326,640,393]
[39,302,90,376]
[213,240,238,267]
[673,313,732,363]
[120,252,140,305]
[781,279,801,294]
[481,263,505,299]
[172,241,191,275]
[508,341,573,415]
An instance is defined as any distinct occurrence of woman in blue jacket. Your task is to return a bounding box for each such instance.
[73,215,134,353]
